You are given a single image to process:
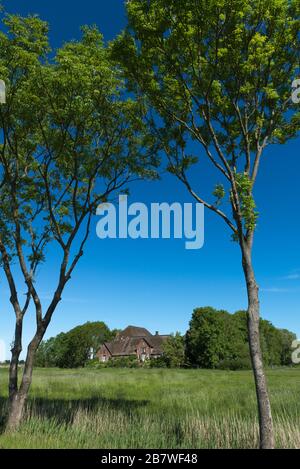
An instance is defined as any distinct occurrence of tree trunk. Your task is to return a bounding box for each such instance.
[8,318,23,401]
[6,390,27,432]
[242,245,274,449]
[6,340,39,432]
[5,296,61,432]
[6,317,24,431]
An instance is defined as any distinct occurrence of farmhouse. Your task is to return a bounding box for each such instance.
[96,325,170,362]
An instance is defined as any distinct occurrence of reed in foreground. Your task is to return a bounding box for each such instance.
[0,368,299,449]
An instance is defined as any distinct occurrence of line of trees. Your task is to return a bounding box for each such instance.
[35,308,296,370]
[185,307,296,370]
[35,322,118,368]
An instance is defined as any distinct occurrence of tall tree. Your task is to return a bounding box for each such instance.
[185,307,295,369]
[185,307,246,369]
[163,332,186,368]
[0,13,156,430]
[35,321,114,368]
[112,0,300,448]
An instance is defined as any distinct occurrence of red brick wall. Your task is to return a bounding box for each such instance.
[136,339,152,360]
[96,345,111,362]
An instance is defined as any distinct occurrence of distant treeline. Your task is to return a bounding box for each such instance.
[35,307,296,370]
[35,322,118,369]
[185,307,295,370]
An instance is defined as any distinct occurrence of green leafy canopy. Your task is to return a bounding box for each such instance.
[112,0,300,243]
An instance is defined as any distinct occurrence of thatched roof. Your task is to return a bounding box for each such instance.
[100,325,170,357]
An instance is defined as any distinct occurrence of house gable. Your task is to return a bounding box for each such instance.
[96,325,170,362]
[96,343,112,362]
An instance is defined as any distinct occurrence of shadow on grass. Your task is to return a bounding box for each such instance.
[0,395,150,432]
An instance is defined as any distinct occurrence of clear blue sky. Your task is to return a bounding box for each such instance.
[0,0,299,359]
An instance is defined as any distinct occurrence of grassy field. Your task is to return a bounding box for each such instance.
[0,367,299,449]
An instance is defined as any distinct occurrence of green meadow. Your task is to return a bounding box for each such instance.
[0,367,299,449]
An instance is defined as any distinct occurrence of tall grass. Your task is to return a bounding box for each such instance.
[0,367,299,448]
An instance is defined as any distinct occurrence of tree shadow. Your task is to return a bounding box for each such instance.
[29,396,150,424]
[0,395,150,431]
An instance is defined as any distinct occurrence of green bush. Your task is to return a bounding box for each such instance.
[149,357,168,368]
[106,356,139,368]
[87,357,169,369]
[218,357,251,371]
[85,359,104,369]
